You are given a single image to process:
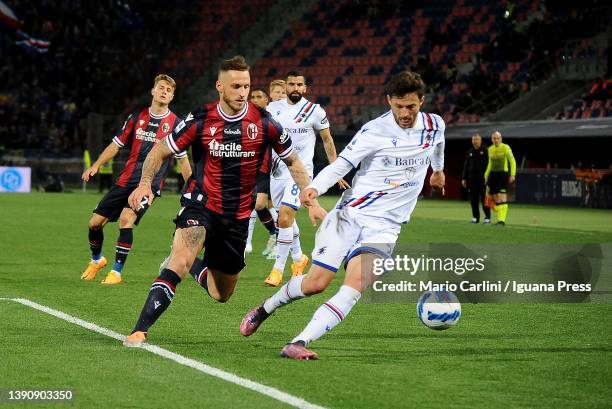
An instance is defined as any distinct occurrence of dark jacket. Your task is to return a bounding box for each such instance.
[462,146,488,180]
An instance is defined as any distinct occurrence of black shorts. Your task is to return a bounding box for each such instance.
[174,197,248,275]
[93,184,154,225]
[488,171,509,194]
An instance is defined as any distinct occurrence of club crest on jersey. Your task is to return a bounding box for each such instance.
[162,123,170,133]
[210,126,217,136]
[247,123,258,140]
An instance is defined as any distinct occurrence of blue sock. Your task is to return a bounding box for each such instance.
[113,261,124,274]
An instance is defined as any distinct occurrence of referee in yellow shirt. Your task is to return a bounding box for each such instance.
[484,131,516,225]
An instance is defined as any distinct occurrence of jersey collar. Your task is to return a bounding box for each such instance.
[149,107,170,119]
[217,102,248,122]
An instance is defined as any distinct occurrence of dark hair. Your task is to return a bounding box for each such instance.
[251,88,269,98]
[219,55,250,72]
[385,71,426,98]
[286,70,306,84]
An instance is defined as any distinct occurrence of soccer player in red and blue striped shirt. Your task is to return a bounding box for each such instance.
[81,74,191,285]
[123,56,326,347]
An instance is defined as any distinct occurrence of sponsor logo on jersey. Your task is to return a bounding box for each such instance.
[321,116,328,125]
[148,122,159,127]
[224,128,241,135]
[286,127,309,134]
[384,177,419,188]
[185,112,194,122]
[136,128,159,142]
[208,138,255,158]
[394,157,430,167]
[247,123,258,140]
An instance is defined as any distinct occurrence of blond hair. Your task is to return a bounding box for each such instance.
[154,74,176,90]
[269,79,286,92]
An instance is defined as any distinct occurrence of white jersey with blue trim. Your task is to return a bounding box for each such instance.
[337,110,445,224]
[266,97,329,179]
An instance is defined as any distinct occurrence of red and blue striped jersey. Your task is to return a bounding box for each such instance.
[113,107,185,192]
[166,101,293,219]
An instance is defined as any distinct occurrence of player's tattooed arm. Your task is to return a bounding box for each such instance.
[177,155,192,181]
[139,140,173,187]
[283,151,311,191]
[128,140,172,209]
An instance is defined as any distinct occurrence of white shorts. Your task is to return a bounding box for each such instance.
[311,206,401,273]
[270,178,301,210]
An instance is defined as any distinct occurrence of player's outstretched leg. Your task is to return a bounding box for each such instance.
[124,268,182,347]
[241,265,334,336]
[281,285,361,360]
[280,254,373,360]
[124,227,204,346]
[81,214,108,280]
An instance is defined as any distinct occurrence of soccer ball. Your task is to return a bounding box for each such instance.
[416,290,461,330]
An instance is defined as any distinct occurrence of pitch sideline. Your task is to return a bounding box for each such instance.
[0,297,326,409]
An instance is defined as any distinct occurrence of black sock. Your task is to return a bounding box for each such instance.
[89,228,104,260]
[132,269,181,333]
[189,257,209,294]
[257,208,277,235]
[114,228,133,273]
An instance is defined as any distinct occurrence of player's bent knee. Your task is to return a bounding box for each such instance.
[88,216,106,230]
[277,210,295,228]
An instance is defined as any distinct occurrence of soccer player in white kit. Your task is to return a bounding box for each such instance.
[241,71,446,360]
[263,71,348,287]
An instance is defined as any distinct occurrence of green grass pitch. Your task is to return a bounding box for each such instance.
[0,192,611,408]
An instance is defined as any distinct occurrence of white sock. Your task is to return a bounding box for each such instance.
[263,274,305,314]
[246,209,257,246]
[291,285,361,345]
[269,207,278,223]
[273,226,293,271]
[290,220,303,262]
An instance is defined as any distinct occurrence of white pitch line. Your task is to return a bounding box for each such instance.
[5,297,326,409]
